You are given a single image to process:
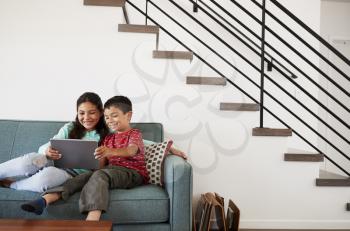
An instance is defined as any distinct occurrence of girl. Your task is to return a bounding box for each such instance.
[0,92,109,193]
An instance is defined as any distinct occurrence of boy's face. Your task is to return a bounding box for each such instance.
[104,106,132,132]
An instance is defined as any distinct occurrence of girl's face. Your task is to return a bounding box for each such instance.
[104,106,132,132]
[77,102,102,131]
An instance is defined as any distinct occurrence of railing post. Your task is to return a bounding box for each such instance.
[259,0,267,128]
[145,0,149,25]
[193,0,199,12]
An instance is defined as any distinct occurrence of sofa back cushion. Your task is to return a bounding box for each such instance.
[0,120,163,163]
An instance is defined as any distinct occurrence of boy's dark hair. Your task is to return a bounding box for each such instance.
[69,92,109,145]
[104,95,132,113]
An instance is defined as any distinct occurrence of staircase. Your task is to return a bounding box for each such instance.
[82,0,350,226]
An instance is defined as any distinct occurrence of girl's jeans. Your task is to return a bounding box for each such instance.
[0,152,71,193]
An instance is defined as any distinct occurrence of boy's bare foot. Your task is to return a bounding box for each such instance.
[0,178,14,188]
[86,210,102,221]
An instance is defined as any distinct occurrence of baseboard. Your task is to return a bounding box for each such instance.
[240,219,350,229]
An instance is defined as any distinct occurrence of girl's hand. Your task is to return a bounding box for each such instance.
[94,146,113,160]
[45,146,62,160]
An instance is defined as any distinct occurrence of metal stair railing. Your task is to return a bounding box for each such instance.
[180,0,350,133]
[125,0,350,176]
[198,0,350,172]
[268,0,350,68]
[167,0,350,148]
[252,0,350,83]
[188,0,350,146]
[200,0,350,115]
[197,0,297,79]
[230,0,350,98]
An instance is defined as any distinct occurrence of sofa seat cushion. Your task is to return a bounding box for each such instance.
[0,184,169,224]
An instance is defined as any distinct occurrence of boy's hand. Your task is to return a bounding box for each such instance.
[170,147,187,160]
[45,146,62,160]
[94,146,113,160]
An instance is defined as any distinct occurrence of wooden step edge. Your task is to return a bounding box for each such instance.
[316,178,350,187]
[186,76,226,86]
[118,24,159,34]
[84,0,125,7]
[152,50,193,60]
[220,103,259,111]
[252,127,292,137]
[284,153,324,162]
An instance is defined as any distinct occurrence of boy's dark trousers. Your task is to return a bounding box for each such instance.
[60,166,143,213]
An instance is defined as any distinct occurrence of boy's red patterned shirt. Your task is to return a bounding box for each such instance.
[103,128,149,183]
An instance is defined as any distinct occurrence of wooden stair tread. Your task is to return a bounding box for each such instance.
[220,102,259,111]
[252,127,292,137]
[84,0,125,7]
[186,76,226,86]
[284,153,324,162]
[316,178,350,186]
[153,50,193,60]
[118,24,159,34]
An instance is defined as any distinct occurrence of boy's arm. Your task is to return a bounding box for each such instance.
[98,157,107,168]
[170,146,188,160]
[94,145,138,160]
[95,129,142,160]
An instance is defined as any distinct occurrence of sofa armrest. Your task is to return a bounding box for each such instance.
[163,155,193,231]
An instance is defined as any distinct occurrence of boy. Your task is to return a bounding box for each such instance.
[22,95,148,221]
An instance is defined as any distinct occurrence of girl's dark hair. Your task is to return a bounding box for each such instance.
[69,92,109,145]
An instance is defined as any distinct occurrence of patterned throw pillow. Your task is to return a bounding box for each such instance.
[144,140,173,186]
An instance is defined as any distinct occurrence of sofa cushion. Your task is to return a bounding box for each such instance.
[11,122,66,159]
[0,121,22,163]
[0,184,169,224]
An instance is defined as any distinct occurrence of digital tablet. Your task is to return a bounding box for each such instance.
[50,139,99,169]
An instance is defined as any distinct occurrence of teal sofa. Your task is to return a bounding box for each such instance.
[0,120,192,231]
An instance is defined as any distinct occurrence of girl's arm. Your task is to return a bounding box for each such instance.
[38,123,73,154]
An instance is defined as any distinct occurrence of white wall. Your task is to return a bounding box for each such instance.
[1,0,350,228]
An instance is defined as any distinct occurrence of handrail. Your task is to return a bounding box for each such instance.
[201,0,350,115]
[125,0,350,176]
[269,0,350,67]
[252,0,350,83]
[229,0,350,98]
